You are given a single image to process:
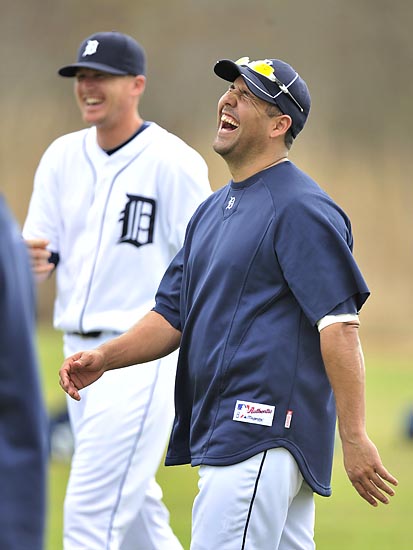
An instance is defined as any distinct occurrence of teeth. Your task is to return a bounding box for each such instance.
[221,114,239,128]
[85,98,101,105]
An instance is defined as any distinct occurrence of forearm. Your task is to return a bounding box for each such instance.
[320,320,398,505]
[320,321,366,442]
[99,310,181,372]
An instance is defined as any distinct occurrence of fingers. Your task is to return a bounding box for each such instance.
[350,467,398,507]
[343,437,398,507]
[34,263,55,275]
[352,480,379,507]
[58,352,86,401]
[58,351,103,401]
[25,239,55,281]
[25,238,50,249]
[375,465,399,488]
[25,239,51,263]
[27,245,52,265]
[59,374,80,401]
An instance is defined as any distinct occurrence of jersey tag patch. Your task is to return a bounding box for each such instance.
[233,400,275,427]
[284,409,293,429]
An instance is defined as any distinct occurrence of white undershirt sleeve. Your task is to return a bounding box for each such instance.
[316,313,359,333]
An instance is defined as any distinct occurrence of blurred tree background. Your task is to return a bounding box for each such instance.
[1,0,412,355]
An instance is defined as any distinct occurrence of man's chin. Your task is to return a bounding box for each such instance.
[212,139,231,157]
[81,110,103,126]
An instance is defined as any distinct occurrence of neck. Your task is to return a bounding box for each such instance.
[260,155,289,171]
[230,153,289,183]
[96,115,143,151]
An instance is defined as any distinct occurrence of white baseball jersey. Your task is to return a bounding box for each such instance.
[23,122,211,333]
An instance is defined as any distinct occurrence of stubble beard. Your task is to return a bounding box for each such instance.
[212,134,236,160]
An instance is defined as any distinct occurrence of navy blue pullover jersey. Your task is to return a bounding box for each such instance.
[154,161,369,496]
[0,195,47,549]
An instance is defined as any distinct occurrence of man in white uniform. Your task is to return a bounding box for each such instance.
[23,31,211,550]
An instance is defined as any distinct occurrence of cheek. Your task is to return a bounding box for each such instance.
[74,82,85,102]
[74,89,83,109]
[216,98,224,116]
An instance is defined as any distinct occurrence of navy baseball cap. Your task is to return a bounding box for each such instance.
[214,57,310,138]
[58,31,146,77]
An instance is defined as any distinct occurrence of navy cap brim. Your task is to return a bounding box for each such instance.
[58,61,129,77]
[213,59,243,82]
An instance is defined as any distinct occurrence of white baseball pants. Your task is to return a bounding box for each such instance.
[63,332,182,550]
[191,448,315,550]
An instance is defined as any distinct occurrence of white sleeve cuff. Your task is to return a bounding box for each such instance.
[316,313,359,333]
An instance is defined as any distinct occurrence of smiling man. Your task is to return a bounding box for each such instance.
[23,31,211,550]
[59,56,398,549]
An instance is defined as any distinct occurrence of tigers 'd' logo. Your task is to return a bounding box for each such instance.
[118,194,156,248]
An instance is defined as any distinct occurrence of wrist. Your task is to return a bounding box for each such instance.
[339,425,367,445]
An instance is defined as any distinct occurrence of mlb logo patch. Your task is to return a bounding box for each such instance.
[233,400,275,427]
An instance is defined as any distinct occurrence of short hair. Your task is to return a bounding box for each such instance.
[265,103,294,150]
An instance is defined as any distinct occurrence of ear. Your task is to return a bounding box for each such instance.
[269,114,292,138]
[132,75,146,97]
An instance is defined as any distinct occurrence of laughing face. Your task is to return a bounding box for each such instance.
[74,69,139,129]
[213,76,278,166]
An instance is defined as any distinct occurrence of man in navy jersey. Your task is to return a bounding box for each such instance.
[0,195,47,549]
[59,56,398,549]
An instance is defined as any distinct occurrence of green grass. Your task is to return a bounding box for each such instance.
[37,325,412,549]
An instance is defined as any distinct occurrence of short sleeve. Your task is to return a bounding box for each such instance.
[274,194,370,326]
[327,295,358,315]
[22,139,62,253]
[153,247,184,331]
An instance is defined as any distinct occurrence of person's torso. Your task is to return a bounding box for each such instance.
[24,123,210,332]
[167,161,365,496]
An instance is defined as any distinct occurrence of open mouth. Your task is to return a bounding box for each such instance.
[85,97,103,106]
[220,113,239,131]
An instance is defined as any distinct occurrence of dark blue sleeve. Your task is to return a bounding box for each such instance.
[274,194,370,326]
[153,246,184,331]
[0,196,48,550]
[327,295,358,315]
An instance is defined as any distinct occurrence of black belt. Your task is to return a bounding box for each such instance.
[70,331,103,338]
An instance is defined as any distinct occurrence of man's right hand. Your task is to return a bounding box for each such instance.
[25,238,55,282]
[59,350,107,401]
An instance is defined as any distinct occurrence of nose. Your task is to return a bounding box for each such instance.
[226,88,237,100]
[220,88,237,108]
[82,76,96,87]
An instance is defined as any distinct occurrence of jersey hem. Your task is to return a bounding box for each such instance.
[166,439,333,497]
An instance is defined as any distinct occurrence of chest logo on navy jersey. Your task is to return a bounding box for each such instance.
[226,196,236,210]
[118,194,156,248]
[222,189,245,219]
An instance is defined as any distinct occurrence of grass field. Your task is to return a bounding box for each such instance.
[36,325,412,550]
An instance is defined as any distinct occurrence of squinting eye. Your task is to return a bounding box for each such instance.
[240,90,253,100]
